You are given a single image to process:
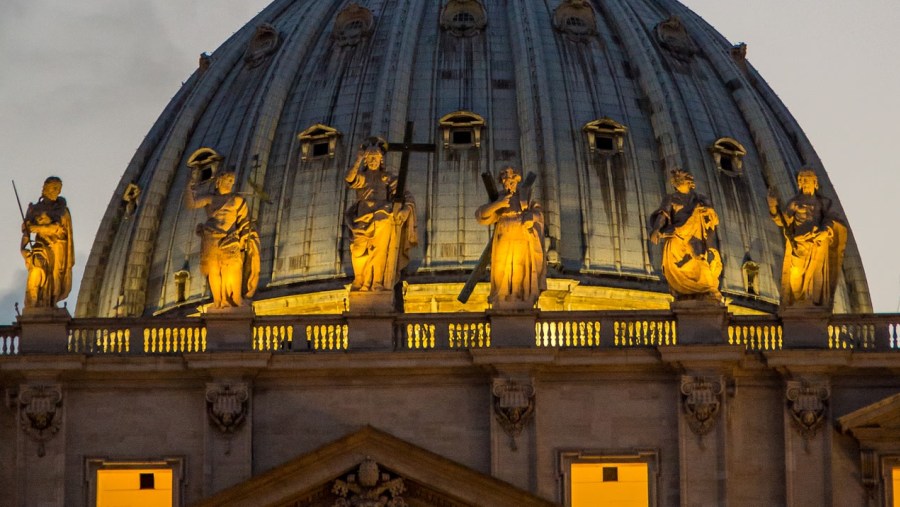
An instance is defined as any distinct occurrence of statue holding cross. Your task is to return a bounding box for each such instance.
[344,131,427,293]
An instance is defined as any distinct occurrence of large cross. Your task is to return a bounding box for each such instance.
[386,121,436,205]
[381,121,435,291]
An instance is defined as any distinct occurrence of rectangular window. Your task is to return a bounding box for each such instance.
[560,450,658,507]
[87,458,183,507]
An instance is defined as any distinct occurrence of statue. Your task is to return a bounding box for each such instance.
[649,169,722,301]
[475,167,546,309]
[768,169,846,308]
[186,169,260,309]
[344,137,417,292]
[19,177,74,309]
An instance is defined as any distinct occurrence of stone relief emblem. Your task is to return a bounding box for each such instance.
[18,384,63,457]
[552,0,598,41]
[680,376,724,436]
[786,380,830,439]
[333,3,375,47]
[440,0,487,38]
[655,16,697,60]
[206,382,250,433]
[332,457,407,507]
[492,379,535,450]
[245,24,281,68]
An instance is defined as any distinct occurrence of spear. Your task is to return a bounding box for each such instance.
[12,180,32,249]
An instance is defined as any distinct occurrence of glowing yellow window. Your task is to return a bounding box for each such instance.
[571,462,649,507]
[893,467,900,507]
[96,469,173,507]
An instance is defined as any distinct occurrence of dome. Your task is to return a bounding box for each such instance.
[76,0,871,317]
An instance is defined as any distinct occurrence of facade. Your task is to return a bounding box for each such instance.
[2,1,899,506]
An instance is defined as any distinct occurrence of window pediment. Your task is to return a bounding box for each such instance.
[297,124,342,161]
[583,118,628,154]
[709,137,747,176]
[186,147,223,183]
[439,111,486,149]
[440,0,487,37]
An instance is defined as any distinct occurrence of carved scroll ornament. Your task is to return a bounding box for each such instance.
[492,378,535,450]
[206,382,250,433]
[786,380,830,439]
[19,384,63,457]
[680,376,724,436]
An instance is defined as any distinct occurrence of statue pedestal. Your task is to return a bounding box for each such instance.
[346,291,397,350]
[488,310,537,348]
[205,306,255,351]
[671,299,727,345]
[780,306,830,348]
[18,307,71,354]
[347,291,396,314]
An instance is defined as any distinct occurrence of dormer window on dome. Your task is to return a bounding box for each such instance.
[709,137,747,176]
[552,0,598,41]
[440,0,487,37]
[655,16,697,60]
[439,111,485,149]
[244,24,281,68]
[583,118,628,155]
[333,3,374,47]
[186,147,223,183]
[742,259,760,295]
[297,124,342,162]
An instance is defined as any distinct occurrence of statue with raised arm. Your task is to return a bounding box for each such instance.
[649,169,722,301]
[186,157,260,309]
[344,137,417,292]
[768,168,846,308]
[20,177,74,309]
[476,167,546,309]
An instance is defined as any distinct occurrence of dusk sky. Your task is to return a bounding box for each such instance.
[0,0,897,322]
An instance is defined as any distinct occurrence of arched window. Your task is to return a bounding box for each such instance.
[552,0,597,41]
[583,118,628,155]
[439,111,486,150]
[186,147,223,183]
[440,0,487,37]
[244,24,281,68]
[742,259,760,295]
[297,124,342,162]
[709,137,747,177]
[333,4,374,47]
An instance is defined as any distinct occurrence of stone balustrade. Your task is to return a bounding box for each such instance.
[4,311,900,355]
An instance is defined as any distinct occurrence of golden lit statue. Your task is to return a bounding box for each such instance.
[344,138,418,292]
[649,169,722,300]
[768,169,846,308]
[187,170,260,308]
[476,167,546,309]
[20,177,74,309]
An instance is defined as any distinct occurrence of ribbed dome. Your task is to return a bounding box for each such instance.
[76,0,871,317]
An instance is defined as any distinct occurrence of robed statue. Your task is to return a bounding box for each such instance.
[649,169,722,300]
[20,176,74,308]
[768,168,846,308]
[475,167,547,309]
[186,164,260,309]
[344,137,418,292]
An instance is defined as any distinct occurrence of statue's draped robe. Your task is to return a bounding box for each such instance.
[344,168,417,291]
[772,192,846,307]
[22,197,74,307]
[197,195,260,303]
[477,194,547,306]
[650,191,722,297]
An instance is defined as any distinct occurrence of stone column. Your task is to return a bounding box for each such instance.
[489,375,535,492]
[16,383,65,507]
[204,381,252,496]
[783,379,832,507]
[677,375,728,507]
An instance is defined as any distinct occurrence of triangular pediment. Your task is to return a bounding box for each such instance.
[194,426,557,507]
[838,392,900,448]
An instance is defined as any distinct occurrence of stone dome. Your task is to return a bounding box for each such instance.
[76,0,871,317]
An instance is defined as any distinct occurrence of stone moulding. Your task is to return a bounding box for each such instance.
[206,382,250,433]
[492,378,535,450]
[680,375,724,436]
[785,380,830,439]
[18,384,63,457]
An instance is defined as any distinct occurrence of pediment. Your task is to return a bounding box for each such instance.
[194,426,557,507]
[838,392,900,446]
